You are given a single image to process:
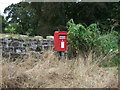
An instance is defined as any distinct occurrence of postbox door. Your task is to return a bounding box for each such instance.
[58,35,67,51]
[54,31,67,51]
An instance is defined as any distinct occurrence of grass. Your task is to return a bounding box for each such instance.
[0,50,118,88]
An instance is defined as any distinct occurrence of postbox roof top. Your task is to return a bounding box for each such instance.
[54,31,67,34]
[55,31,67,32]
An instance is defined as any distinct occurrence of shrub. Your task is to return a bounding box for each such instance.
[67,19,118,56]
[5,26,16,34]
[96,33,118,55]
[4,24,17,34]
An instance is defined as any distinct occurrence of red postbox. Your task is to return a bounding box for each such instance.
[54,31,67,52]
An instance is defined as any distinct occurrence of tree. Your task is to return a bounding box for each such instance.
[0,15,8,33]
[4,2,36,35]
[3,2,120,36]
[0,15,2,33]
[29,2,66,36]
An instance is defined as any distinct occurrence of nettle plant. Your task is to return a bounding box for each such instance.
[67,19,118,55]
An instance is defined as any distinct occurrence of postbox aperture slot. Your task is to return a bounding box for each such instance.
[59,35,66,39]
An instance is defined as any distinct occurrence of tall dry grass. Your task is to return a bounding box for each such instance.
[0,50,118,88]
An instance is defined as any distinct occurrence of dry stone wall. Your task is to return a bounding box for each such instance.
[0,34,54,58]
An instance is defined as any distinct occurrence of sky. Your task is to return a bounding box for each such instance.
[0,0,21,15]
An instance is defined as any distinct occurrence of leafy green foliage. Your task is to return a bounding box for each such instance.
[0,15,8,33]
[3,2,120,36]
[100,54,120,67]
[96,33,118,54]
[4,2,36,35]
[4,2,66,36]
[4,24,17,34]
[67,19,99,54]
[67,19,118,55]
